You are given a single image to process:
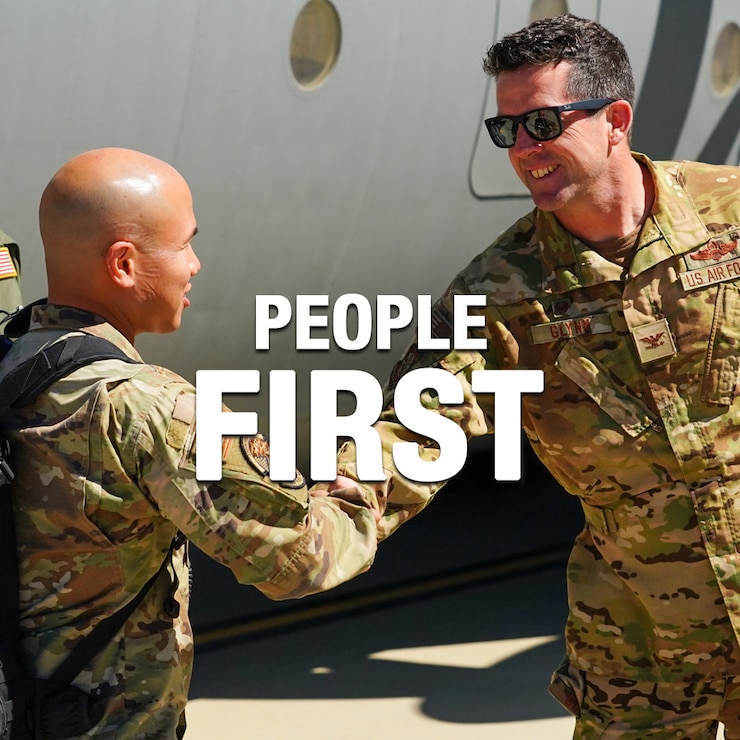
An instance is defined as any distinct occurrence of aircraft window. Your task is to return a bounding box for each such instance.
[529,0,568,22]
[290,0,342,90]
[712,22,740,96]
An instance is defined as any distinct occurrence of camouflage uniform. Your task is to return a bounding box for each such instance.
[337,155,740,728]
[0,303,388,739]
[0,228,22,316]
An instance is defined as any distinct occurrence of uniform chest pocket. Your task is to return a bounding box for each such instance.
[554,341,657,438]
[701,282,740,406]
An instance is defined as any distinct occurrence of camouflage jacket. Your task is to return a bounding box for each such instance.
[0,303,386,738]
[338,154,740,683]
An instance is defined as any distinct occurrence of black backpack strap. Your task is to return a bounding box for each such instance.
[0,333,145,736]
[0,440,21,675]
[48,533,186,686]
[1,334,137,672]
[0,333,139,410]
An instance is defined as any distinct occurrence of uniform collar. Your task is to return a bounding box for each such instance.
[538,152,711,293]
[5,300,142,362]
[536,210,624,294]
[626,155,716,278]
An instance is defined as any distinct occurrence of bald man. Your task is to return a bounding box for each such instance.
[0,149,390,738]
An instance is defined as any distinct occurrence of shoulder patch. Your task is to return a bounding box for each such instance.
[0,246,18,279]
[240,434,306,489]
[241,434,270,475]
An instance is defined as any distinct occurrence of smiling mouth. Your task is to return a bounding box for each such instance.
[530,165,557,179]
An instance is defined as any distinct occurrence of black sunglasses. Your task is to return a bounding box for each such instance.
[484,98,616,148]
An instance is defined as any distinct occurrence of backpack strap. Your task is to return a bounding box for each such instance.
[0,333,139,410]
[1,334,139,678]
[0,333,171,737]
[48,532,186,686]
[0,439,21,690]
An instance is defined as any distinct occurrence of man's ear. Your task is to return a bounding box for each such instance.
[607,99,633,146]
[105,241,136,288]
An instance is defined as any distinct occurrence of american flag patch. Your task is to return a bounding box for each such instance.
[0,246,17,279]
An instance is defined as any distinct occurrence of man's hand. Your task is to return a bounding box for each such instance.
[311,475,382,522]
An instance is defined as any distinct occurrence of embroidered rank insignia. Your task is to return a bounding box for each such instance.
[0,246,17,279]
[241,434,306,489]
[631,318,677,364]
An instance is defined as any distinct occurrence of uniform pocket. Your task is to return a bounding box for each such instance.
[702,282,740,405]
[555,341,657,437]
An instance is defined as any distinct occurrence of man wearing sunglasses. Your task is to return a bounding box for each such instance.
[333,13,740,740]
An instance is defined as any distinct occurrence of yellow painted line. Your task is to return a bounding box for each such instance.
[194,546,570,649]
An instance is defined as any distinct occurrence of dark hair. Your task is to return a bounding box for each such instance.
[483,14,634,105]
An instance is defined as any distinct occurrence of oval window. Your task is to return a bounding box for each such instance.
[711,22,740,96]
[529,0,568,22]
[290,0,342,90]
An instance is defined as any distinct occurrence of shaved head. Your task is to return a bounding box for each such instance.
[41,148,184,262]
[39,148,200,341]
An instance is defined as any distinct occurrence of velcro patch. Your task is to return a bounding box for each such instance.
[167,392,196,452]
[173,393,195,424]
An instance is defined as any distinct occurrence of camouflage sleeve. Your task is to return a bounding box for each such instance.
[126,377,382,600]
[335,274,497,540]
